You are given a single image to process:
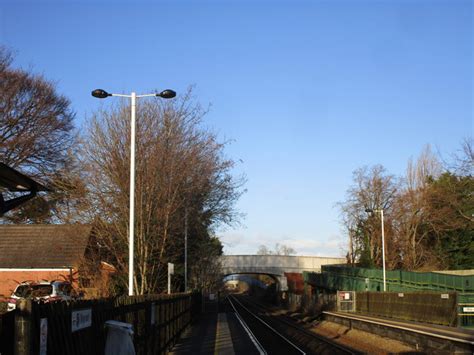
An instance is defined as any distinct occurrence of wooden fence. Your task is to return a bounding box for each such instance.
[10,292,200,355]
[355,291,458,326]
[0,309,15,355]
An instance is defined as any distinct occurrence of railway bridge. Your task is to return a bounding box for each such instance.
[220,254,345,290]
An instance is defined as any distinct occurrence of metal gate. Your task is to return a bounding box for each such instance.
[458,293,474,328]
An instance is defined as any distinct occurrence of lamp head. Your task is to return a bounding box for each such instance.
[91,89,111,99]
[157,89,176,99]
[365,208,373,213]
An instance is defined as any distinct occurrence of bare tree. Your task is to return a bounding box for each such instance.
[256,243,297,255]
[450,137,474,176]
[338,165,400,268]
[256,245,271,255]
[393,146,443,269]
[0,47,74,177]
[189,236,223,292]
[83,90,244,294]
[0,47,83,223]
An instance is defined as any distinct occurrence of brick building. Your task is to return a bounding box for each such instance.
[0,224,115,297]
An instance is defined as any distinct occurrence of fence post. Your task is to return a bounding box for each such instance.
[145,300,151,354]
[14,299,33,355]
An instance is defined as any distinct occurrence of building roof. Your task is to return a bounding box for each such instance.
[0,163,48,192]
[0,225,92,268]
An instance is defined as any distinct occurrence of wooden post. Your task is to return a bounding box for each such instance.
[145,300,151,354]
[14,299,32,355]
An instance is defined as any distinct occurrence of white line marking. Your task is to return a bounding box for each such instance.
[228,297,267,355]
[230,295,306,355]
[0,268,70,271]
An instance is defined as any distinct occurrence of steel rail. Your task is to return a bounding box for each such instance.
[228,296,267,355]
[233,295,361,355]
[229,295,306,354]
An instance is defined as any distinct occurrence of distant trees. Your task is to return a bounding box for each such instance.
[188,235,223,292]
[83,90,244,294]
[0,47,85,223]
[257,243,297,256]
[339,141,474,271]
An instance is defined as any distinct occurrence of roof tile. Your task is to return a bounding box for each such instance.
[0,225,92,268]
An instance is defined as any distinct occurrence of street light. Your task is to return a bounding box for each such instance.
[184,205,188,292]
[365,208,387,292]
[92,88,176,296]
[184,176,192,293]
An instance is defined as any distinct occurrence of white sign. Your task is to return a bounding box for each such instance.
[463,307,474,313]
[151,303,156,325]
[441,294,450,299]
[209,293,215,301]
[344,292,350,300]
[71,309,92,332]
[40,318,47,355]
[280,276,288,291]
[398,293,404,297]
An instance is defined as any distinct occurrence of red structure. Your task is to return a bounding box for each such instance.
[0,225,115,298]
[284,272,304,295]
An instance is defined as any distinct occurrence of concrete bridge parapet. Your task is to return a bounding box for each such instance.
[220,255,346,277]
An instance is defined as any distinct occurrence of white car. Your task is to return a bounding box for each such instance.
[7,281,74,311]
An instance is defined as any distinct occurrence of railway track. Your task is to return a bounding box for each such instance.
[228,294,361,355]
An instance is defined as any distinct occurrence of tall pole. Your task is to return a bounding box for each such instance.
[380,209,386,292]
[168,263,173,295]
[168,267,171,294]
[92,88,176,297]
[184,206,188,292]
[128,92,136,296]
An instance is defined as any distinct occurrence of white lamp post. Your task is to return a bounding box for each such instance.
[184,206,188,292]
[168,262,174,295]
[92,88,176,296]
[365,208,387,292]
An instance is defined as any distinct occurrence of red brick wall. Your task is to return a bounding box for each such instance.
[0,270,75,297]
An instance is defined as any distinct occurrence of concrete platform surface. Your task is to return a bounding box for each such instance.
[325,311,474,342]
[169,312,260,355]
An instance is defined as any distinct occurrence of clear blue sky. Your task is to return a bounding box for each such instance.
[1,0,472,256]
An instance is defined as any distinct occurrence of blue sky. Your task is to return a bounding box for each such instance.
[1,0,472,256]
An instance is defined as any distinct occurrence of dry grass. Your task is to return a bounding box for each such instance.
[310,320,418,354]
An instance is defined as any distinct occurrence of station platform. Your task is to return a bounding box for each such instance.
[323,311,474,353]
[324,311,474,342]
[169,312,260,355]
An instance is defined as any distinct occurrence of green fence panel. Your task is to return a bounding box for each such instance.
[436,274,444,290]
[305,265,474,294]
[468,276,474,292]
[460,275,473,292]
[431,273,439,290]
[458,277,462,292]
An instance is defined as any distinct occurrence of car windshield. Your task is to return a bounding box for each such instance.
[13,285,31,297]
[14,284,52,298]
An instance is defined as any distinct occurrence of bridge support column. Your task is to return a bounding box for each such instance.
[276,275,288,292]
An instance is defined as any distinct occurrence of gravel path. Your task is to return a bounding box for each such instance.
[309,320,420,354]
